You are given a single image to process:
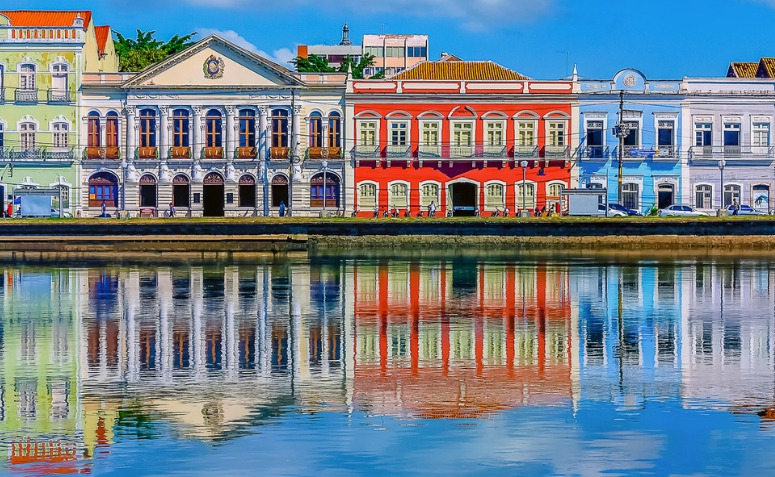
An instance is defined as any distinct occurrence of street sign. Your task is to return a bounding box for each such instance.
[628,149,656,157]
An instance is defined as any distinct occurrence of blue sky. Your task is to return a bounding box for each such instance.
[14,0,775,79]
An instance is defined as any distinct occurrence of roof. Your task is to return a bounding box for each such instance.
[757,58,775,78]
[94,25,110,57]
[0,10,91,28]
[439,53,464,62]
[392,60,529,81]
[727,62,758,78]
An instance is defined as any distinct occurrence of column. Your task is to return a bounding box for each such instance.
[192,106,203,159]
[159,106,170,159]
[292,104,302,159]
[226,106,236,159]
[258,107,268,160]
[322,118,330,150]
[99,115,107,149]
[125,107,136,160]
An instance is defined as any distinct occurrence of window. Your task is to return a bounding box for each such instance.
[20,64,35,90]
[358,121,377,146]
[548,183,564,198]
[622,183,639,210]
[386,46,405,57]
[485,183,504,209]
[172,109,189,147]
[20,122,35,150]
[309,112,323,148]
[421,122,439,145]
[548,122,565,146]
[359,183,377,209]
[0,123,3,148]
[328,112,341,147]
[390,122,408,146]
[724,184,741,208]
[0,64,3,90]
[753,122,770,147]
[52,122,68,149]
[205,109,222,148]
[547,183,564,211]
[52,63,68,92]
[453,122,473,146]
[106,112,119,147]
[364,46,384,57]
[696,185,712,209]
[407,46,427,58]
[271,110,288,147]
[390,183,409,208]
[139,109,156,147]
[517,183,535,209]
[695,123,712,147]
[586,120,604,147]
[658,120,674,146]
[87,112,100,147]
[723,123,741,147]
[486,122,504,146]
[239,109,255,148]
[420,183,439,208]
[623,121,639,147]
[518,121,535,146]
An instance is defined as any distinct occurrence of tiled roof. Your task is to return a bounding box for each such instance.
[439,53,464,62]
[94,25,110,56]
[392,60,528,81]
[0,10,92,28]
[728,62,758,78]
[757,58,775,78]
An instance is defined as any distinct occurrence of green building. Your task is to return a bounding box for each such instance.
[0,10,118,215]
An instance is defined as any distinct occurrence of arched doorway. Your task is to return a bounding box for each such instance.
[753,184,770,213]
[203,172,224,217]
[173,174,190,208]
[657,183,674,209]
[310,172,340,208]
[238,175,256,208]
[88,172,119,208]
[271,174,289,208]
[449,182,477,216]
[139,174,157,209]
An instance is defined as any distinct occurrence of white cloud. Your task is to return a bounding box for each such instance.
[197,28,296,67]
[188,0,554,30]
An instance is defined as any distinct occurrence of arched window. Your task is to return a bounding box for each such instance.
[172,109,189,147]
[485,183,504,209]
[19,122,36,150]
[389,183,409,209]
[87,111,100,147]
[310,173,340,208]
[172,174,190,208]
[238,175,256,208]
[309,112,323,148]
[52,122,69,149]
[205,109,222,148]
[139,109,156,147]
[420,183,439,209]
[328,112,341,148]
[106,112,119,149]
[271,109,288,148]
[695,185,712,209]
[20,64,35,90]
[517,183,535,210]
[724,184,741,208]
[239,109,255,148]
[88,172,118,207]
[547,183,565,213]
[359,183,377,210]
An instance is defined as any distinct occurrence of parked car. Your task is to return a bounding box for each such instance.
[658,205,710,217]
[726,204,768,216]
[598,203,633,217]
[608,203,642,216]
[50,208,72,218]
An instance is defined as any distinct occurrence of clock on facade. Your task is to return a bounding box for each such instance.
[623,74,637,87]
[203,55,225,79]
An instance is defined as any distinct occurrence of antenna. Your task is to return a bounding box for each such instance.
[556,50,569,77]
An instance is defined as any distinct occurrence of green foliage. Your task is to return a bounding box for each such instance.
[292,53,376,79]
[337,53,376,79]
[647,204,659,216]
[113,30,197,72]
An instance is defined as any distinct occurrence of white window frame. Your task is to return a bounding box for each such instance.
[695,184,713,209]
[695,122,713,147]
[19,63,36,91]
[515,181,536,211]
[622,119,641,149]
[546,121,568,147]
[357,120,379,147]
[451,121,475,157]
[723,122,741,147]
[546,181,567,212]
[357,181,379,210]
[484,120,506,147]
[621,182,640,211]
[419,180,441,208]
[19,122,36,150]
[656,119,676,148]
[388,180,410,209]
[723,183,742,208]
[752,121,771,149]
[52,121,69,150]
[388,119,410,147]
[483,180,506,211]
[51,62,69,92]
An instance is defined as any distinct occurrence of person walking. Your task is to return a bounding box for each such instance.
[101,200,107,217]
[6,202,12,218]
[732,199,740,216]
[169,202,175,218]
[279,201,286,217]
[428,201,437,217]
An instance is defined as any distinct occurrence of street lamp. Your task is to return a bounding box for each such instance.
[520,160,528,215]
[718,159,726,211]
[120,159,128,214]
[321,160,328,212]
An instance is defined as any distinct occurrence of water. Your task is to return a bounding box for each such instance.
[1,254,775,476]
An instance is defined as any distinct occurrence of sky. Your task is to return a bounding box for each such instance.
[12,0,775,79]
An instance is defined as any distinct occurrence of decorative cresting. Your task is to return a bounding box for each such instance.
[173,174,189,185]
[239,175,256,185]
[272,174,289,185]
[310,173,340,186]
[203,172,225,185]
[203,55,225,79]
[139,174,157,185]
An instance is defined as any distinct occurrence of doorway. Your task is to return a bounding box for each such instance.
[450,182,477,216]
[203,172,224,217]
[271,174,289,208]
[753,184,770,213]
[139,174,157,209]
[657,183,674,209]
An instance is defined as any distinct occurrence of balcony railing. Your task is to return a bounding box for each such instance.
[43,148,76,161]
[305,146,342,159]
[135,147,158,159]
[0,147,10,159]
[580,146,610,159]
[514,145,539,158]
[4,147,75,162]
[269,147,290,159]
[350,145,380,159]
[15,89,37,103]
[689,145,775,160]
[83,146,121,160]
[387,145,412,158]
[169,146,191,159]
[351,143,566,162]
[418,144,442,158]
[236,147,257,159]
[47,89,72,103]
[202,146,224,159]
[543,145,570,158]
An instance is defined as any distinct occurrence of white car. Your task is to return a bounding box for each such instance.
[658,205,709,217]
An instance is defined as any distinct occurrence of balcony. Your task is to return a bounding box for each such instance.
[83,146,121,160]
[15,89,38,103]
[688,145,775,160]
[514,145,539,158]
[418,144,442,158]
[5,147,75,162]
[580,146,610,160]
[269,147,290,160]
[202,147,224,159]
[0,148,10,159]
[306,146,342,160]
[135,147,158,160]
[169,146,191,159]
[543,145,570,158]
[236,147,257,159]
[47,89,72,104]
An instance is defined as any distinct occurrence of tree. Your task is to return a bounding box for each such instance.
[113,30,197,72]
[290,54,335,73]
[338,54,376,79]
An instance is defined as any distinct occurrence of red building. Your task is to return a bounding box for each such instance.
[346,57,577,217]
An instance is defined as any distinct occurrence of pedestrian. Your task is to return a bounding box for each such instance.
[101,200,106,217]
[6,202,11,218]
[428,200,437,217]
[169,202,175,218]
[534,206,540,218]
[279,200,286,217]
[732,199,739,216]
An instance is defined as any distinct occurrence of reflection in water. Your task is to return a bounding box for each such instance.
[1,257,774,474]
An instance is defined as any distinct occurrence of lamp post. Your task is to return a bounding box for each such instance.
[520,160,528,215]
[120,159,128,214]
[321,160,328,212]
[718,159,726,211]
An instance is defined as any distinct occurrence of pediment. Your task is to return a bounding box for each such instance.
[122,35,302,89]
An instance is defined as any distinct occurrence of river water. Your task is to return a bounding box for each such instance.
[1,253,774,476]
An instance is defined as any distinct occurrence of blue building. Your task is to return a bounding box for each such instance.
[577,69,684,214]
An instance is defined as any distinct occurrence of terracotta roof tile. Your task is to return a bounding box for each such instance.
[0,10,92,28]
[392,60,528,81]
[94,25,110,56]
[728,62,758,78]
[757,58,775,78]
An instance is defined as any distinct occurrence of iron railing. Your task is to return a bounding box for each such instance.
[305,146,342,159]
[5,147,75,161]
[47,89,72,103]
[83,147,121,160]
[689,145,775,160]
[15,89,37,103]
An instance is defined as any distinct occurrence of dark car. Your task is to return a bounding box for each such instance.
[608,203,642,216]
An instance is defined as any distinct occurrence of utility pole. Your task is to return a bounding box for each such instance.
[614,91,630,205]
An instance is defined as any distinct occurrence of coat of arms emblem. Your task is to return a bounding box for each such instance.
[203,55,225,79]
